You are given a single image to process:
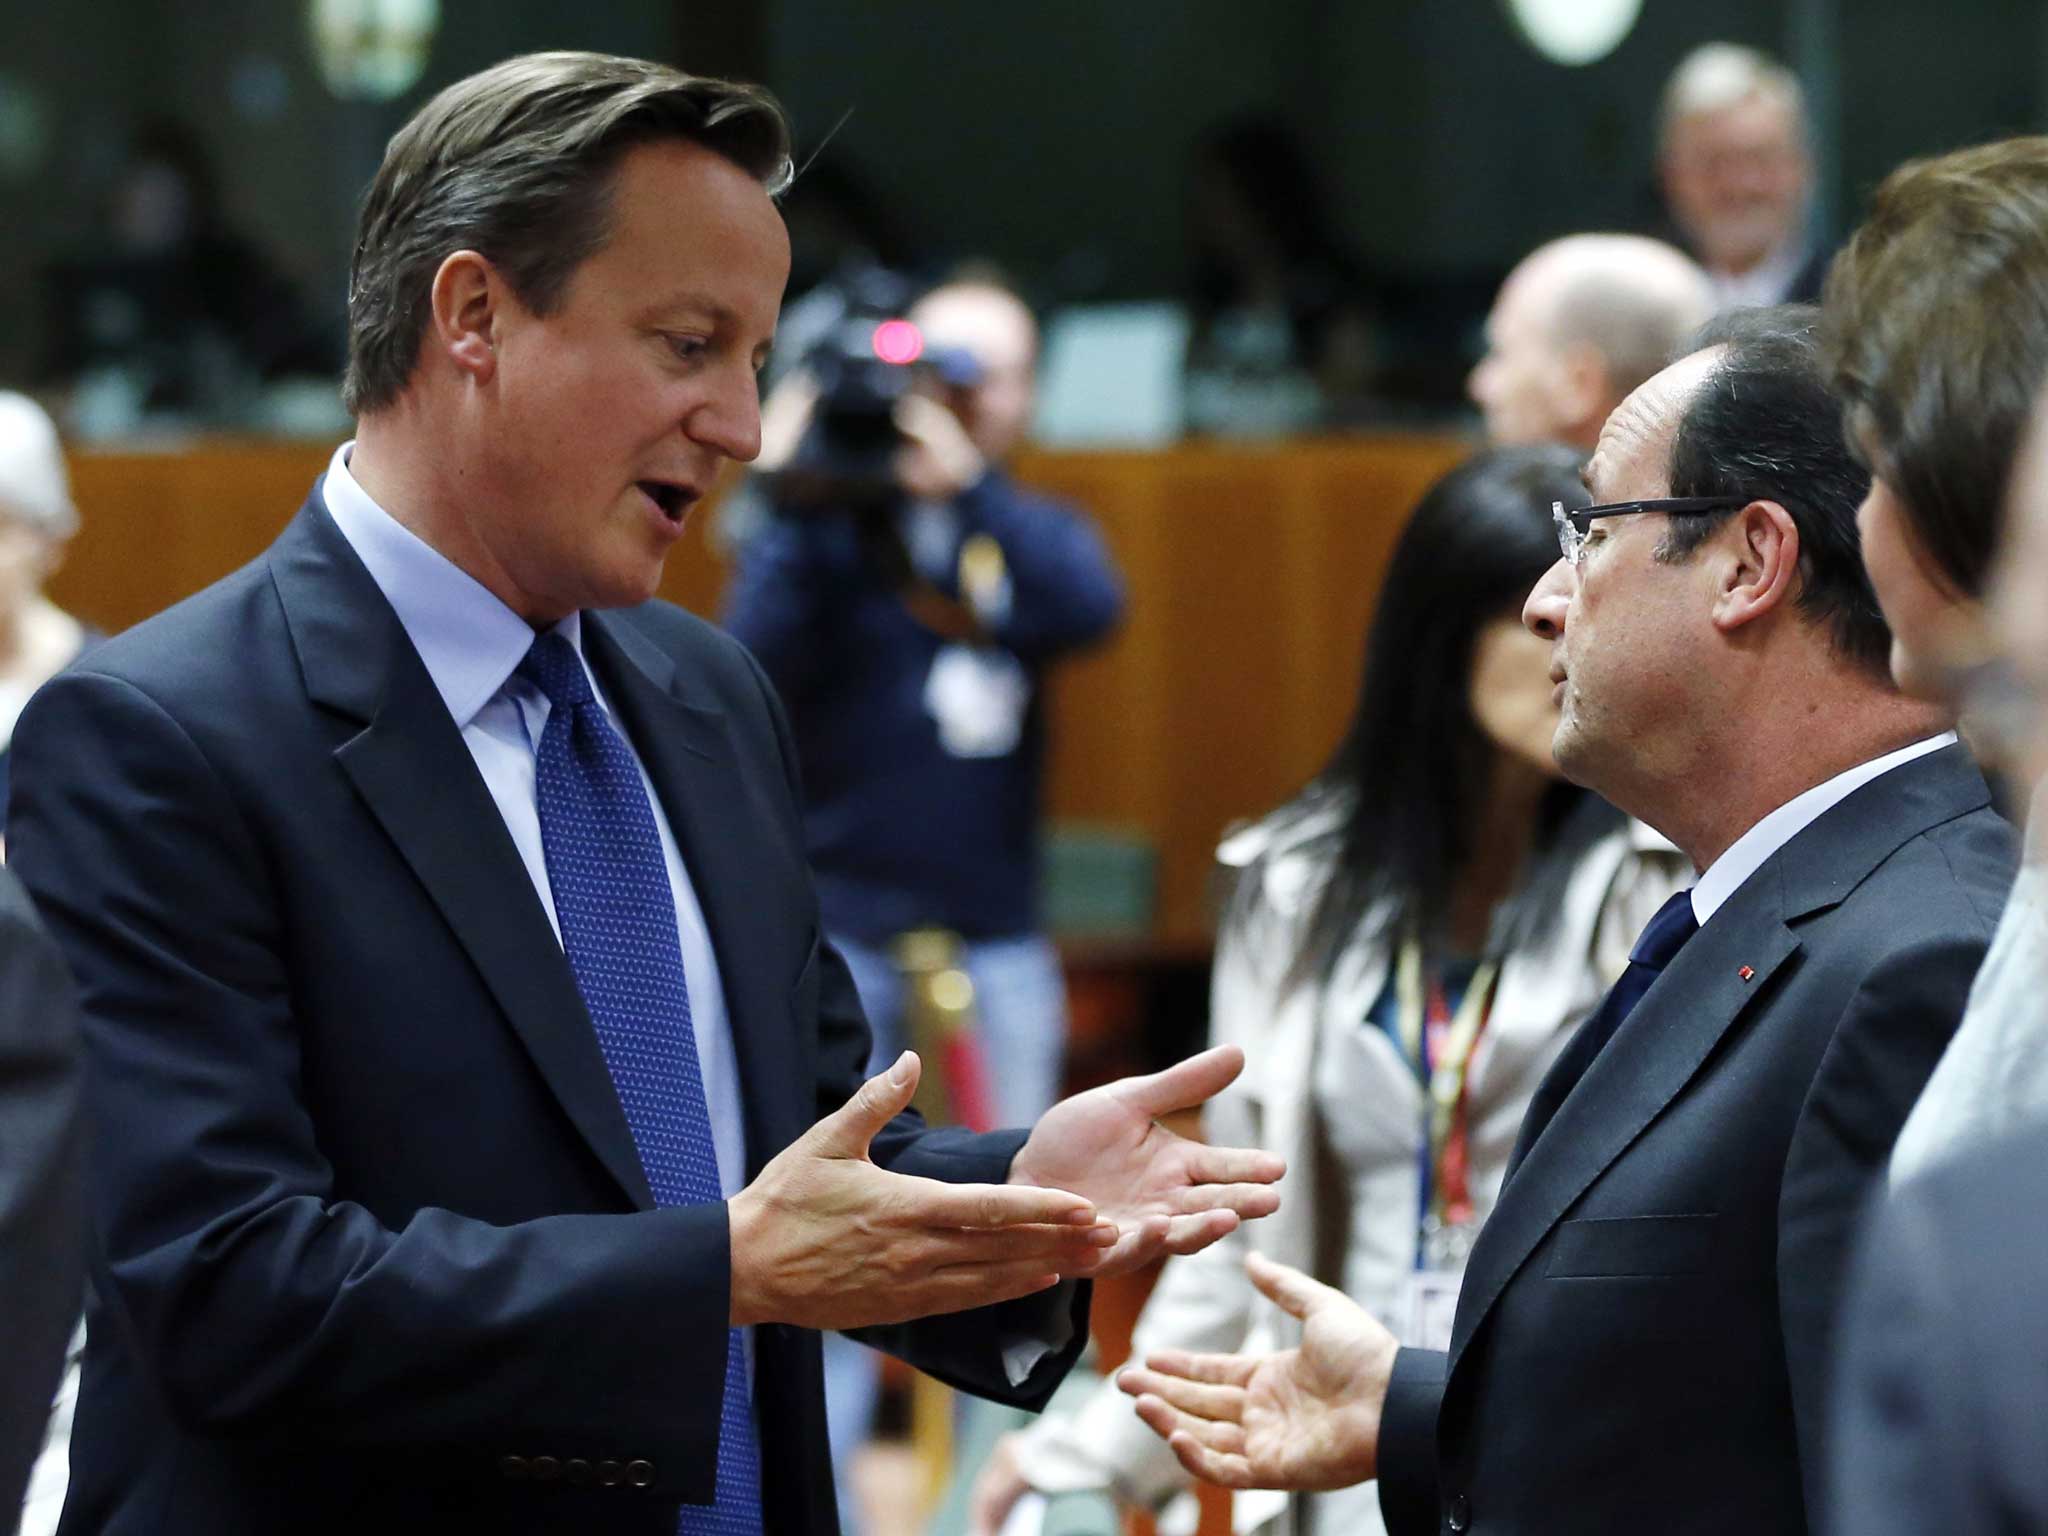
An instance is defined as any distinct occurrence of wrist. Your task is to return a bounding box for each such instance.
[726,1190,769,1328]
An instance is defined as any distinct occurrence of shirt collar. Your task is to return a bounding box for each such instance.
[1690,732,1959,926]
[1707,235,1809,311]
[320,440,586,728]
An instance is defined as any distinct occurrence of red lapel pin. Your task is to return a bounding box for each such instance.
[1739,966,1755,982]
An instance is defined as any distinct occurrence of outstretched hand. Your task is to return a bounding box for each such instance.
[1116,1252,1396,1490]
[727,1051,1118,1331]
[1008,1045,1285,1276]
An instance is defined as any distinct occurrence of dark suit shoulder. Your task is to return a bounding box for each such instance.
[52,552,286,713]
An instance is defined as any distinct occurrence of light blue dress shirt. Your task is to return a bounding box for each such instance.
[320,441,754,1380]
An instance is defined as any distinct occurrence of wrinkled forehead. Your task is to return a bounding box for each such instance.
[1586,347,1724,498]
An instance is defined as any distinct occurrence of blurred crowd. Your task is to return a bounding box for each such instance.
[5,31,2048,1536]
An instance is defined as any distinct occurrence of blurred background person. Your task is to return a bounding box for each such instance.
[1181,115,1381,436]
[0,865,83,1536]
[1826,390,2048,1536]
[0,393,91,852]
[36,120,336,435]
[723,272,1124,1531]
[1658,43,1826,314]
[1468,234,1715,452]
[1821,135,2048,1183]
[969,445,1686,1536]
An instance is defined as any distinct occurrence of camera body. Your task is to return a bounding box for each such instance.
[775,267,981,513]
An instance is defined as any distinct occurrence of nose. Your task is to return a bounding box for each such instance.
[688,369,764,463]
[1523,559,1572,640]
[1467,356,1493,406]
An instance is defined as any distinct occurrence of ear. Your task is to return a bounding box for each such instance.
[426,250,501,387]
[1709,500,1801,635]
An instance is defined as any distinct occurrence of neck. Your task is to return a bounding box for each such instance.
[350,412,550,627]
[1631,663,1951,871]
[1447,753,1552,953]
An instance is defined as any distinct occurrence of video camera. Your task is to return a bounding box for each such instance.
[773,266,982,512]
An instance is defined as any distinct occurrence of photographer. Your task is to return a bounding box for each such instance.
[724,274,1124,1525]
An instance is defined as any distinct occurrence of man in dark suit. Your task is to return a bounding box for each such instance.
[1827,1119,2048,1535]
[0,867,82,1521]
[1115,306,2014,1534]
[4,54,1281,1536]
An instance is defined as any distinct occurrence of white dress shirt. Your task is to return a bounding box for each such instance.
[321,442,753,1369]
[1691,732,1959,927]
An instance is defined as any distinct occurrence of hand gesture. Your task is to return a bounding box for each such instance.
[1009,1045,1285,1276]
[893,393,987,501]
[727,1052,1117,1330]
[1116,1252,1396,1490]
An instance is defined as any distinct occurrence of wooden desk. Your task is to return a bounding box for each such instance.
[52,432,1471,944]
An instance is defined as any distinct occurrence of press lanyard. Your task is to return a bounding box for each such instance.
[1393,938,1498,1268]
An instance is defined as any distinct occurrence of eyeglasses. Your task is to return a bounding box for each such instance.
[1551,497,1751,567]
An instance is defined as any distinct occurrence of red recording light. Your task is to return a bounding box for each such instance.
[871,319,924,366]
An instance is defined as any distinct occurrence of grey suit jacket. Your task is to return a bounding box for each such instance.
[0,864,84,1518]
[1376,745,2015,1535]
[1829,1118,2048,1534]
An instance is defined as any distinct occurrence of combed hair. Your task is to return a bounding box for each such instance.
[343,51,793,416]
[1232,444,1623,991]
[1821,135,2048,597]
[1657,304,1892,674]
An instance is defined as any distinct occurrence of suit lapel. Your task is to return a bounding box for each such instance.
[268,497,654,1208]
[1447,898,1798,1367]
[1446,743,1995,1372]
[584,611,811,1175]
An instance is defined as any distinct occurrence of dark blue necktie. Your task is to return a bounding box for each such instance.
[1505,888,1699,1180]
[519,632,763,1535]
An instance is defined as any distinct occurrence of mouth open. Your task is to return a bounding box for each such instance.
[638,480,696,523]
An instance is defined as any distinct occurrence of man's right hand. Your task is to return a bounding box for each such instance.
[727,1051,1118,1330]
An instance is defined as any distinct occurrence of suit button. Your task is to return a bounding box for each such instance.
[1447,1492,1471,1531]
[598,1459,623,1487]
[499,1455,529,1481]
[531,1455,561,1482]
[565,1458,591,1485]
[626,1459,656,1488]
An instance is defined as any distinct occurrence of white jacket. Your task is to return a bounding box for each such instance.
[1012,810,1684,1535]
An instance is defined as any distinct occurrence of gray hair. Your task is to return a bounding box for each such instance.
[1659,43,1806,150]
[343,51,794,417]
[0,392,78,543]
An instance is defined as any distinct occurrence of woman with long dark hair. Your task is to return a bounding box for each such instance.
[972,445,1685,1536]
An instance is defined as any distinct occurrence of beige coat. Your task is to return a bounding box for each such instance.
[1012,811,1684,1535]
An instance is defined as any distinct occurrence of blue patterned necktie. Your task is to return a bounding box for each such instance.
[1505,888,1699,1180]
[518,632,763,1535]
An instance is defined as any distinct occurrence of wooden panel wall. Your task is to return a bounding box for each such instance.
[50,432,1471,942]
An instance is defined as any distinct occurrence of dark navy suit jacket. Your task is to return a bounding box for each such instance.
[5,492,1086,1535]
[1374,746,2014,1535]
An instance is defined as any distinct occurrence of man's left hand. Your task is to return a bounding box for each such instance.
[1008,1044,1284,1276]
[893,393,987,501]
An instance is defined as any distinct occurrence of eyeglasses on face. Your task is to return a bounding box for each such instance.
[1551,497,1752,567]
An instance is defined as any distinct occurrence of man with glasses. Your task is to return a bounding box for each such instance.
[1116,307,2015,1536]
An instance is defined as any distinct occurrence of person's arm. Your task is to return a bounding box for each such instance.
[952,475,1125,662]
[0,871,84,1517]
[1777,929,1988,1523]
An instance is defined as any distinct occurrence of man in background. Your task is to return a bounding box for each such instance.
[0,866,82,1528]
[1469,233,1714,452]
[1658,43,1825,312]
[724,274,1125,1528]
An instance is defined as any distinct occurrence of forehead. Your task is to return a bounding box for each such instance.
[1586,348,1721,496]
[576,138,789,328]
[1674,91,1800,155]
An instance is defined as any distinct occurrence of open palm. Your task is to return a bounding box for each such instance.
[1009,1045,1285,1274]
[1118,1252,1397,1490]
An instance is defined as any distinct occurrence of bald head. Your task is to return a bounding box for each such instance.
[908,281,1039,462]
[1470,235,1714,451]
